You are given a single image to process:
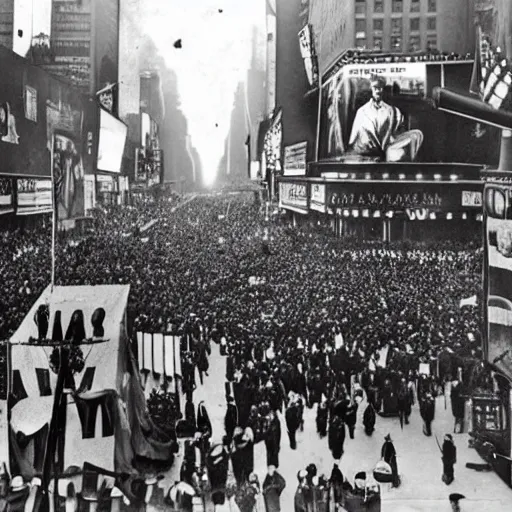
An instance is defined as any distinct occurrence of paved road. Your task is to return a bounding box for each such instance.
[154,342,512,511]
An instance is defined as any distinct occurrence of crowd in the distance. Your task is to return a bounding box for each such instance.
[0,191,483,510]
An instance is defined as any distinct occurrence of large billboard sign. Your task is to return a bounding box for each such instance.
[484,177,512,381]
[319,63,426,162]
[318,61,499,166]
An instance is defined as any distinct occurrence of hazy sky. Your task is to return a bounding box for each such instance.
[140,0,266,184]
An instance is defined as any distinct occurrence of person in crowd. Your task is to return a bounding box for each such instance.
[224,395,238,444]
[397,376,414,428]
[316,398,329,438]
[344,397,358,439]
[328,410,346,461]
[420,391,436,437]
[262,465,286,512]
[442,434,457,485]
[264,407,281,468]
[294,470,309,512]
[363,402,376,436]
[285,393,303,450]
[381,434,400,488]
[206,443,229,505]
[450,379,465,434]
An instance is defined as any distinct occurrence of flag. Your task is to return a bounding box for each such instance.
[460,295,478,308]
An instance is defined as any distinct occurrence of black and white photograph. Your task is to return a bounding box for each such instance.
[1,1,512,512]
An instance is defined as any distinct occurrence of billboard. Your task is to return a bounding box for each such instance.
[263,109,283,174]
[97,109,127,173]
[53,132,85,220]
[484,178,512,381]
[16,178,52,215]
[279,182,308,213]
[310,183,327,213]
[298,25,319,88]
[284,142,308,176]
[319,64,426,163]
[318,61,498,165]
[0,177,14,215]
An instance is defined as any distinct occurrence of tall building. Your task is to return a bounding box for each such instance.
[42,0,119,97]
[0,0,14,49]
[351,0,474,54]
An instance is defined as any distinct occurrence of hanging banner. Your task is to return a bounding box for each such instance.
[263,109,283,173]
[298,25,319,88]
[53,132,85,220]
[310,183,326,213]
[84,175,96,213]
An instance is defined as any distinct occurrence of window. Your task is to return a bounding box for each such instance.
[428,0,436,12]
[392,1,403,12]
[373,19,384,33]
[355,0,366,14]
[427,36,437,50]
[409,35,421,51]
[356,37,367,49]
[427,17,436,31]
[373,36,383,50]
[391,35,402,50]
[356,19,367,33]
[391,18,402,34]
[411,0,420,12]
[374,0,383,13]
[410,18,420,32]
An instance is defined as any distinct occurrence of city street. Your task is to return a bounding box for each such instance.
[155,342,512,512]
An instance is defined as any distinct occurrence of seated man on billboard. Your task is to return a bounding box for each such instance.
[346,76,423,162]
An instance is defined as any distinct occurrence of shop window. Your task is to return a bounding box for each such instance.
[410,18,420,32]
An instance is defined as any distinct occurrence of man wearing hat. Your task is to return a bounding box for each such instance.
[442,434,457,485]
[381,434,400,488]
[294,470,309,512]
[449,493,465,512]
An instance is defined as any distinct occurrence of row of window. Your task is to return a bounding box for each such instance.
[356,16,436,34]
[356,34,437,52]
[356,0,436,14]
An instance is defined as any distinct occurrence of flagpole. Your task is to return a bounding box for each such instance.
[50,132,56,291]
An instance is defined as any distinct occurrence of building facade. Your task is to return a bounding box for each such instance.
[352,0,474,54]
[42,0,119,97]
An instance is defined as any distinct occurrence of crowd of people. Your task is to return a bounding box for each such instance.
[0,191,484,511]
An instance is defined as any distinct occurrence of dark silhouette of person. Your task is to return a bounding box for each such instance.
[91,308,105,338]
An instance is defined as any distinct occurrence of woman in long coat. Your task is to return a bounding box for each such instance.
[328,414,346,460]
[381,434,400,488]
[442,434,457,485]
[262,466,286,512]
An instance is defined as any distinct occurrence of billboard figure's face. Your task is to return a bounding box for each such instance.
[371,79,384,103]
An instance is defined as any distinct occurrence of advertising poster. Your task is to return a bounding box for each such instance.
[0,178,14,215]
[84,175,96,213]
[319,63,426,162]
[284,142,308,176]
[97,109,127,173]
[16,179,53,215]
[263,109,283,174]
[484,181,512,381]
[298,25,319,88]
[53,132,85,220]
[279,182,308,212]
[310,183,326,213]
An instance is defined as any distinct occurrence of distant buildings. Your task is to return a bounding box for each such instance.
[0,0,14,50]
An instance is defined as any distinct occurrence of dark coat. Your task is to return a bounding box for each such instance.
[344,403,358,427]
[450,383,465,419]
[363,403,376,434]
[224,402,238,438]
[263,471,286,512]
[328,416,345,460]
[442,440,457,464]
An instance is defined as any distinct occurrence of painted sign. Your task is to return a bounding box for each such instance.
[284,142,308,176]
